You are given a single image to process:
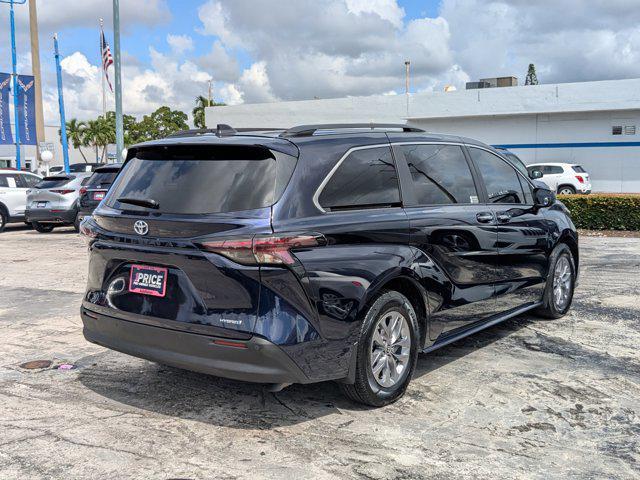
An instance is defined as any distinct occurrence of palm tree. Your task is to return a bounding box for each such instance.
[192,95,225,129]
[59,118,89,163]
[84,117,113,162]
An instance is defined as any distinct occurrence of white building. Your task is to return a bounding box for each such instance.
[206,78,640,193]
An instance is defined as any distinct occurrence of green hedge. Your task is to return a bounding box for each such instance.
[558,194,640,231]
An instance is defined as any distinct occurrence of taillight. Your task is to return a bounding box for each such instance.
[79,187,87,196]
[51,189,74,195]
[200,233,325,265]
[575,175,584,183]
[79,218,98,244]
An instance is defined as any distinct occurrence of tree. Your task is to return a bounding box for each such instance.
[525,64,539,86]
[60,119,89,163]
[134,106,189,142]
[192,95,226,129]
[84,116,113,162]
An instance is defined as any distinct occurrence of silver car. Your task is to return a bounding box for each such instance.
[25,173,92,233]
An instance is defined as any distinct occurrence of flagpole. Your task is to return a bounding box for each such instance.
[112,0,124,163]
[100,18,106,117]
[9,0,21,170]
[54,34,70,174]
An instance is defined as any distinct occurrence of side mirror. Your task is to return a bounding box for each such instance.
[529,169,543,179]
[534,187,555,208]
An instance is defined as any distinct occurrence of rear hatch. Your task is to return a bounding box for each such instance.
[79,166,121,211]
[28,175,77,210]
[83,142,298,337]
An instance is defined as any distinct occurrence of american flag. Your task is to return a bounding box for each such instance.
[101,30,114,93]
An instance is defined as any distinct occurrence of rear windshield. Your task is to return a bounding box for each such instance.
[35,176,75,189]
[105,145,297,214]
[572,165,586,173]
[87,170,119,189]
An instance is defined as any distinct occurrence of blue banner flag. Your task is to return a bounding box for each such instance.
[0,72,13,145]
[17,74,37,145]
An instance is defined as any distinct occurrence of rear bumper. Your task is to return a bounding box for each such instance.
[26,207,76,224]
[81,306,312,385]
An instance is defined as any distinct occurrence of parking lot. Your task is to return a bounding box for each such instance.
[1,225,639,479]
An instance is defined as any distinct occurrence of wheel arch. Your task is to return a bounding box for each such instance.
[557,229,580,273]
[364,272,430,349]
[557,184,576,194]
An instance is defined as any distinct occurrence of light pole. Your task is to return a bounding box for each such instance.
[53,34,70,174]
[28,0,45,171]
[1,0,27,170]
[112,0,124,162]
[404,60,411,116]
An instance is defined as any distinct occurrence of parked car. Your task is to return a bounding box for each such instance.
[80,124,578,407]
[527,162,591,195]
[47,166,65,175]
[25,173,92,233]
[0,168,42,232]
[69,162,105,173]
[76,163,123,224]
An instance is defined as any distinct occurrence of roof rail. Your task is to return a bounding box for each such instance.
[280,123,425,137]
[166,124,238,138]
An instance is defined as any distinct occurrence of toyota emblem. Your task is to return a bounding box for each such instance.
[134,220,149,236]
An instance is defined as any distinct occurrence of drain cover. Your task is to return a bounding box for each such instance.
[20,360,52,370]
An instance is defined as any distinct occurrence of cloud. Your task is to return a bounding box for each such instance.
[166,34,194,54]
[197,0,466,102]
[439,0,640,84]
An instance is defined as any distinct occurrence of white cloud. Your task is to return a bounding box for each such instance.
[440,0,640,84]
[166,34,194,54]
[197,0,466,103]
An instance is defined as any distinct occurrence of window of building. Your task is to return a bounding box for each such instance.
[469,148,526,204]
[624,125,637,135]
[318,147,400,211]
[612,126,623,135]
[400,144,478,205]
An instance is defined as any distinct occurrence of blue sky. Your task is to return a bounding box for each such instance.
[1,0,639,124]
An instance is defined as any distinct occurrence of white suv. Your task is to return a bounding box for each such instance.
[0,169,43,232]
[526,163,592,195]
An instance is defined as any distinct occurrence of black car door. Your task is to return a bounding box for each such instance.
[392,143,502,339]
[467,147,551,311]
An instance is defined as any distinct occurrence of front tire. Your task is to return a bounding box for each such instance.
[0,210,7,233]
[536,244,576,319]
[340,290,419,407]
[32,222,54,233]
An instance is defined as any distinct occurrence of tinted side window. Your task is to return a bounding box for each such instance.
[0,174,20,188]
[318,147,400,211]
[470,148,526,204]
[401,144,478,205]
[572,165,586,173]
[22,174,41,188]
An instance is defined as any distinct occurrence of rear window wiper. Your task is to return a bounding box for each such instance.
[117,197,160,209]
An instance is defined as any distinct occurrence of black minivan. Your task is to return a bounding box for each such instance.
[80,124,578,406]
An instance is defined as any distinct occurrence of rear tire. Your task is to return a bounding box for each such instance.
[557,185,576,195]
[340,290,419,407]
[73,213,81,233]
[32,222,54,233]
[0,210,7,233]
[536,244,576,319]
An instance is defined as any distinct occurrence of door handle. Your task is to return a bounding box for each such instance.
[476,212,494,223]
[496,212,512,223]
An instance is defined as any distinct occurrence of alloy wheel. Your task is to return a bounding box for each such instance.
[369,310,411,388]
[553,255,572,310]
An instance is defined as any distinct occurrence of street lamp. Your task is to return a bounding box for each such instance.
[1,0,27,170]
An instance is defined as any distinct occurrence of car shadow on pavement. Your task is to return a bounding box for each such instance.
[77,314,534,429]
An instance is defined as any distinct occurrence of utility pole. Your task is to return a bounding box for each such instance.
[112,0,124,162]
[53,34,70,174]
[28,0,45,171]
[208,79,212,104]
